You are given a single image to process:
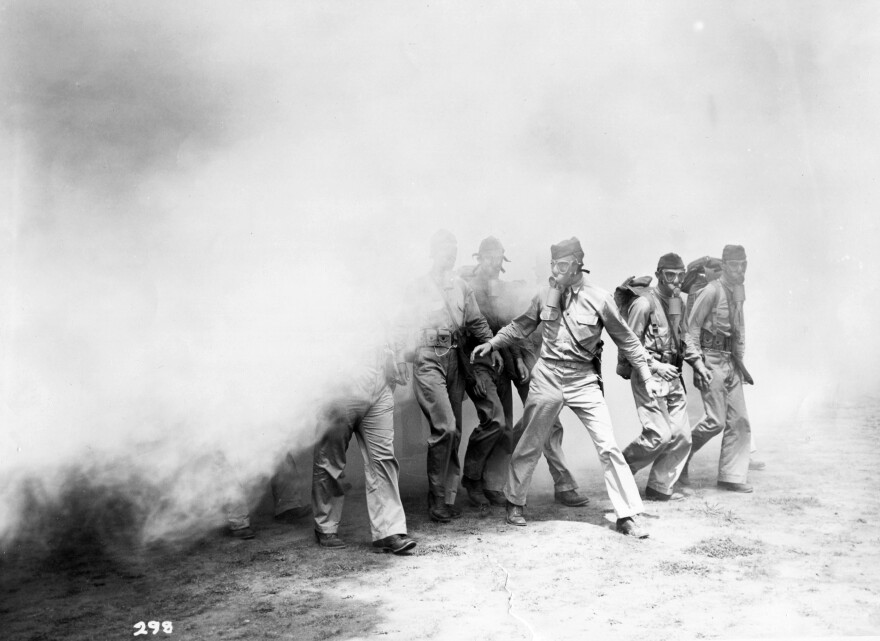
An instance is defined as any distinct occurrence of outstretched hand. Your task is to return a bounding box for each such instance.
[471,342,493,363]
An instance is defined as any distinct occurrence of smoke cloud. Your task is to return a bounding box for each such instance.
[1,1,877,548]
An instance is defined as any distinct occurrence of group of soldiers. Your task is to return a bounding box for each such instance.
[228,232,757,554]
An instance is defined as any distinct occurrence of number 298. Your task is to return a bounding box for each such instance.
[133,621,173,635]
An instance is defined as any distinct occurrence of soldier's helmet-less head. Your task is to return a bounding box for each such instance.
[549,237,588,288]
[721,244,747,285]
[430,229,458,271]
[474,235,510,278]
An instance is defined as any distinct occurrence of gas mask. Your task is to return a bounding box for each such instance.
[722,259,747,286]
[550,256,581,289]
[545,276,563,310]
[658,269,685,305]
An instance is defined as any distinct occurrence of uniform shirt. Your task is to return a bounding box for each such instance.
[685,275,746,361]
[627,288,701,368]
[398,270,494,360]
[490,276,652,382]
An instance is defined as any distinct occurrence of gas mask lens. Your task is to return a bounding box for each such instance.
[724,260,747,271]
[661,270,685,284]
[551,259,577,274]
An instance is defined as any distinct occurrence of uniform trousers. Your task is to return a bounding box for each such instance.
[462,363,507,482]
[622,376,691,494]
[690,349,751,484]
[312,386,407,541]
[483,368,576,494]
[412,346,465,503]
[504,358,643,518]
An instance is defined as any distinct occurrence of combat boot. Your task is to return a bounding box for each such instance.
[427,493,453,523]
[506,502,526,527]
[554,489,590,507]
[462,476,490,508]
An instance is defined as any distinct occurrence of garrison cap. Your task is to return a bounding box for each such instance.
[657,252,685,271]
[722,244,747,261]
[550,237,585,261]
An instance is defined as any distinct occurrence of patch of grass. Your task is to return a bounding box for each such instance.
[659,560,711,577]
[684,536,762,559]
[768,496,821,511]
[413,543,463,557]
[691,500,742,524]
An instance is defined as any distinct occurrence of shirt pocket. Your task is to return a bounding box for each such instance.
[567,310,600,342]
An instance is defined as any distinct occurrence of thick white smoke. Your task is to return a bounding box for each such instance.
[1,0,878,547]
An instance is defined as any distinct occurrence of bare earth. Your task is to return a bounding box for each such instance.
[2,396,880,641]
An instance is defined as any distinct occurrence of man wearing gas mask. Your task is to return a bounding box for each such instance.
[618,253,712,502]
[682,244,754,492]
[399,230,499,522]
[478,249,589,509]
[472,237,661,537]
[456,236,520,508]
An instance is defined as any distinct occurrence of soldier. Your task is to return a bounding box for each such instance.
[312,345,416,554]
[400,230,500,522]
[473,237,661,537]
[456,236,518,507]
[617,253,712,501]
[682,244,754,492]
[480,249,588,508]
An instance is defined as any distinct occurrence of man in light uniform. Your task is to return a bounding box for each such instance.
[400,230,499,522]
[683,244,754,492]
[312,345,416,554]
[479,247,588,508]
[619,253,712,501]
[473,237,661,537]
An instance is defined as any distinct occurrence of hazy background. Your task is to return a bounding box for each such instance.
[1,0,878,547]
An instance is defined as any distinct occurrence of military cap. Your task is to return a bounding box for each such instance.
[550,237,585,261]
[722,244,747,261]
[430,229,457,253]
[474,235,510,259]
[657,252,685,271]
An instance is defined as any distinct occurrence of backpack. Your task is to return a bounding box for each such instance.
[681,256,722,295]
[613,275,653,379]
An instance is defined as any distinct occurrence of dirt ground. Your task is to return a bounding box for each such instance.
[3,394,880,641]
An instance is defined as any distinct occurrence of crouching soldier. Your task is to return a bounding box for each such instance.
[617,253,712,501]
[473,237,661,537]
[312,345,416,554]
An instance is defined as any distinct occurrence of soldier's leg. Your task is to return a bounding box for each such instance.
[214,452,253,537]
[622,376,673,473]
[481,374,515,494]
[312,405,355,535]
[462,367,506,484]
[510,375,578,493]
[444,350,466,506]
[355,388,407,541]
[504,361,565,506]
[566,372,643,519]
[718,371,752,484]
[689,351,729,455]
[412,349,459,502]
[271,452,309,517]
[646,379,692,495]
